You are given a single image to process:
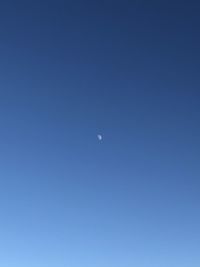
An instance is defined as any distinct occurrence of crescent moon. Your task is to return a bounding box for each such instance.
[97,134,102,140]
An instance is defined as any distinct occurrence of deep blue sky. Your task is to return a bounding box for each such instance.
[0,1,200,266]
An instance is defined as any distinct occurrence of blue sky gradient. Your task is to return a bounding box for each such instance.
[0,1,200,266]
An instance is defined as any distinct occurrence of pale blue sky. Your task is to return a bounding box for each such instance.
[0,1,200,266]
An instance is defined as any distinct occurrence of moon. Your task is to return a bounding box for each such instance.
[97,134,102,141]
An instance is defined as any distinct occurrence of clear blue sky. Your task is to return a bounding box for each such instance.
[0,1,200,266]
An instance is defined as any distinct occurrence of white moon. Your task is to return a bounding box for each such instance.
[97,134,102,141]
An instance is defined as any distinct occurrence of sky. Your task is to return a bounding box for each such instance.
[0,1,200,266]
